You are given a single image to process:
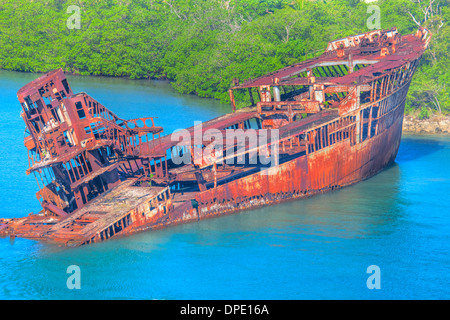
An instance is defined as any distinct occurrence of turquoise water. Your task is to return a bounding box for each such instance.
[0,70,448,300]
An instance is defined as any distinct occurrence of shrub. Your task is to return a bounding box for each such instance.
[418,106,431,120]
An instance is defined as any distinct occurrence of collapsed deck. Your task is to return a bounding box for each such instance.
[0,27,431,246]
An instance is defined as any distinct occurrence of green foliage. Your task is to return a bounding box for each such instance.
[418,106,431,120]
[378,0,449,115]
[0,0,447,114]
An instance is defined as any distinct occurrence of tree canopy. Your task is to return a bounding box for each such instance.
[0,0,447,114]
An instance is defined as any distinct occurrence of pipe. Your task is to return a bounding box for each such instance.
[273,86,281,102]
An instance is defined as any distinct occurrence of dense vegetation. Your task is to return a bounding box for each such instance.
[0,0,448,115]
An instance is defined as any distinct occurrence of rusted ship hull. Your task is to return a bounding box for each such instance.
[0,27,430,247]
[123,81,408,235]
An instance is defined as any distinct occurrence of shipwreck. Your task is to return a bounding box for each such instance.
[0,27,431,247]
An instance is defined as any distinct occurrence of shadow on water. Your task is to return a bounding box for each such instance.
[397,134,448,162]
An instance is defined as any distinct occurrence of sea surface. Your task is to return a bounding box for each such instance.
[0,70,448,300]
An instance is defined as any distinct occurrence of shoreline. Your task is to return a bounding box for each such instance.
[0,67,169,82]
[403,114,450,135]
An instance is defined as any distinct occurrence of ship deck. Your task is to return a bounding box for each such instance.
[38,180,164,246]
[140,108,259,157]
